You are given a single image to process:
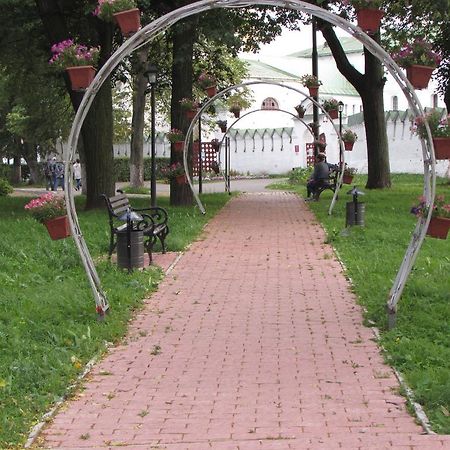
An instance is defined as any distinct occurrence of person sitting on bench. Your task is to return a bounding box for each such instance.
[306,152,330,200]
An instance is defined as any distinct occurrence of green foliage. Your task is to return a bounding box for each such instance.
[288,166,313,185]
[273,174,450,433]
[94,0,137,22]
[0,192,231,446]
[114,157,170,182]
[0,178,13,196]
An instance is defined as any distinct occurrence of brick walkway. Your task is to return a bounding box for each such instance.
[39,192,449,449]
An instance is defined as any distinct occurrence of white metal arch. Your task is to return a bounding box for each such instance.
[183,80,345,214]
[64,0,436,325]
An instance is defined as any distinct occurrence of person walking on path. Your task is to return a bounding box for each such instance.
[73,159,81,191]
[43,158,54,191]
[36,192,450,450]
[53,159,65,191]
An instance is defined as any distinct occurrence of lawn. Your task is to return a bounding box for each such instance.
[0,193,231,448]
[271,173,450,433]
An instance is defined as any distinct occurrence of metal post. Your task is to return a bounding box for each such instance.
[338,101,344,169]
[198,111,202,194]
[227,137,231,194]
[150,82,156,207]
[312,19,319,157]
[224,136,228,192]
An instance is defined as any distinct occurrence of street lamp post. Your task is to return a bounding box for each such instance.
[144,64,157,207]
[338,101,344,168]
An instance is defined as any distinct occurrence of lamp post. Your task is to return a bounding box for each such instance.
[338,101,344,168]
[312,19,319,158]
[144,63,157,207]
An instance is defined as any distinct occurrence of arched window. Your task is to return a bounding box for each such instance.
[392,96,398,111]
[261,97,279,110]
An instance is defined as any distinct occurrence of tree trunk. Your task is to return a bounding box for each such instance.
[130,46,149,189]
[170,19,197,206]
[34,0,115,208]
[320,24,391,188]
[21,142,42,184]
[11,156,21,184]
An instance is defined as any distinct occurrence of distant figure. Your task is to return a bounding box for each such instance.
[306,153,330,200]
[44,158,54,191]
[73,159,82,191]
[53,160,65,191]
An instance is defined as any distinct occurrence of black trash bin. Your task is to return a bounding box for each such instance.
[345,201,365,227]
[117,229,144,269]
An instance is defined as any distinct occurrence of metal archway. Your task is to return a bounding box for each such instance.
[183,80,345,215]
[209,106,315,193]
[64,0,436,325]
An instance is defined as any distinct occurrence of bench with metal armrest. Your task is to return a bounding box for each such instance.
[101,192,169,263]
[313,164,340,200]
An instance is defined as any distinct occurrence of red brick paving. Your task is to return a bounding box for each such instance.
[39,192,450,449]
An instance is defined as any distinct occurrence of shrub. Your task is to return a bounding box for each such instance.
[288,167,313,185]
[114,157,171,182]
[0,178,13,196]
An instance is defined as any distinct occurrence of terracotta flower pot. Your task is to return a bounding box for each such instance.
[219,124,227,133]
[427,216,450,239]
[173,141,184,152]
[296,110,305,119]
[308,85,319,97]
[175,174,187,185]
[344,141,354,151]
[66,66,96,91]
[231,109,240,119]
[113,8,141,36]
[406,65,435,90]
[186,108,197,120]
[342,174,354,185]
[328,109,338,120]
[43,215,71,240]
[205,85,217,98]
[432,137,450,160]
[356,8,384,34]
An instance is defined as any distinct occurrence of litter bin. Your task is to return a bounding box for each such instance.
[117,229,144,269]
[346,201,365,227]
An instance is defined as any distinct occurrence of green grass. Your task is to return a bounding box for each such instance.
[271,173,450,433]
[0,193,230,448]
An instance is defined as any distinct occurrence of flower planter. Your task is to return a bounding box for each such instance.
[211,162,220,174]
[328,109,338,120]
[308,85,319,97]
[43,215,71,240]
[212,143,220,152]
[406,65,435,90]
[231,109,240,119]
[426,216,450,239]
[205,85,217,98]
[173,141,184,152]
[219,124,227,133]
[342,174,354,185]
[356,8,384,34]
[344,141,354,151]
[66,66,96,91]
[186,108,197,120]
[175,174,187,185]
[113,8,141,37]
[296,110,305,119]
[432,137,450,160]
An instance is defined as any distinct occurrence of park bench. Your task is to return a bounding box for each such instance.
[313,164,340,200]
[101,191,169,263]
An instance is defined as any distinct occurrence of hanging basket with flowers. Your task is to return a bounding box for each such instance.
[294,104,306,119]
[411,195,450,239]
[322,98,340,120]
[342,166,357,184]
[161,162,187,185]
[166,129,185,152]
[217,120,227,133]
[24,193,71,240]
[198,72,217,97]
[300,74,322,97]
[341,129,358,151]
[413,110,450,159]
[392,39,442,90]
[93,0,141,36]
[49,39,100,91]
[179,98,199,120]
[351,0,384,34]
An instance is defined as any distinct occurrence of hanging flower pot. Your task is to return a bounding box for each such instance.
[66,66,96,91]
[308,85,319,97]
[344,141,354,151]
[175,174,187,185]
[405,65,435,90]
[211,139,220,152]
[230,107,241,119]
[113,8,141,37]
[205,85,217,98]
[356,8,384,34]
[427,216,450,239]
[43,215,71,240]
[432,137,450,160]
[342,174,354,184]
[173,141,184,152]
[211,161,220,174]
[328,109,338,120]
[186,108,197,120]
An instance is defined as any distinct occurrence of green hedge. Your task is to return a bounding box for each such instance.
[114,157,170,182]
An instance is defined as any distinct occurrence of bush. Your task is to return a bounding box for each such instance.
[0,178,13,196]
[114,157,171,182]
[288,167,312,185]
